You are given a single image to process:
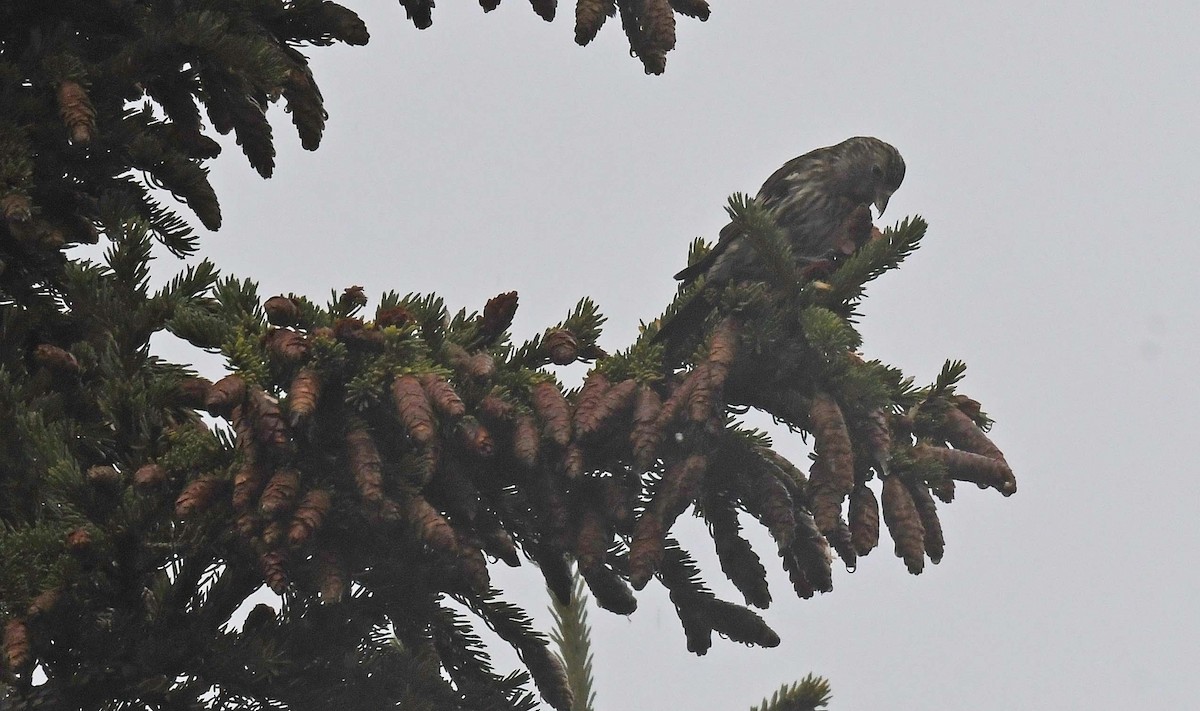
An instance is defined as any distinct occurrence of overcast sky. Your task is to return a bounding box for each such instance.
[157,2,1199,708]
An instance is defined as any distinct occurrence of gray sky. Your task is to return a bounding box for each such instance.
[161,2,1199,708]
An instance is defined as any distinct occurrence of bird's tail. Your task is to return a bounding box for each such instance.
[651,289,713,368]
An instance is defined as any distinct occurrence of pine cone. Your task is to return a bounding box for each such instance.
[630,385,664,469]
[826,517,856,570]
[281,67,326,151]
[249,388,290,451]
[575,0,615,45]
[392,375,437,444]
[262,520,285,547]
[655,454,707,522]
[917,443,1016,496]
[466,351,496,379]
[205,374,247,418]
[848,482,880,556]
[807,393,856,533]
[785,515,834,596]
[288,492,331,547]
[599,475,635,530]
[653,372,698,435]
[478,391,517,422]
[33,344,79,375]
[455,542,492,593]
[345,428,384,504]
[456,416,494,457]
[739,465,796,548]
[375,305,413,328]
[264,328,308,362]
[669,0,710,20]
[542,328,579,365]
[316,548,346,603]
[684,364,716,423]
[580,566,637,615]
[175,474,226,518]
[781,550,816,600]
[572,371,611,437]
[531,381,571,447]
[881,476,925,574]
[235,511,262,540]
[479,291,518,344]
[231,412,264,511]
[932,477,956,503]
[1,192,31,225]
[260,550,289,594]
[938,404,1008,463]
[86,465,121,487]
[906,478,945,564]
[591,378,638,433]
[259,468,300,517]
[65,527,93,555]
[808,459,844,534]
[703,598,780,648]
[404,494,458,554]
[574,506,610,572]
[561,443,585,479]
[57,80,96,144]
[475,510,520,566]
[512,414,541,467]
[705,318,738,388]
[26,588,61,618]
[862,407,893,475]
[524,642,573,711]
[263,295,300,326]
[419,373,466,419]
[287,367,321,425]
[528,0,556,21]
[333,317,384,349]
[3,618,31,672]
[410,442,441,486]
[642,0,677,53]
[399,0,434,28]
[175,377,212,410]
[629,512,665,589]
[706,500,771,609]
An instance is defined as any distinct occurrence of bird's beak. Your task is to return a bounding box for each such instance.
[873,189,892,217]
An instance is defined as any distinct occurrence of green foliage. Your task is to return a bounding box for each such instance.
[0,4,1016,711]
[799,306,863,367]
[549,572,598,711]
[808,216,927,312]
[750,674,832,711]
[725,192,802,290]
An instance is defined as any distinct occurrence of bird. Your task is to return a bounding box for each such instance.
[674,136,905,286]
[656,137,905,354]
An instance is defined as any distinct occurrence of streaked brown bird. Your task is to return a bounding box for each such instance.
[675,136,905,285]
[657,137,905,353]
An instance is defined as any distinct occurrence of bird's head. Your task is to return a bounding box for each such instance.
[834,137,906,217]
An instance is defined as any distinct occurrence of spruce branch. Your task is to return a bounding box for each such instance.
[0,5,1019,709]
[548,571,599,711]
[749,674,833,711]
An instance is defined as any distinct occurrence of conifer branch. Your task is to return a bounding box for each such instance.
[548,571,599,711]
[0,4,1017,709]
[749,674,833,711]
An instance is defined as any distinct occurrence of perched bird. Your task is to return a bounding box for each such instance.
[657,137,905,354]
[674,137,905,286]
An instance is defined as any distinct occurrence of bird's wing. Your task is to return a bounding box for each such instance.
[672,219,741,282]
[674,153,820,283]
[756,153,813,203]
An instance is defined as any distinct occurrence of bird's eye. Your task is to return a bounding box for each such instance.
[871,164,883,179]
